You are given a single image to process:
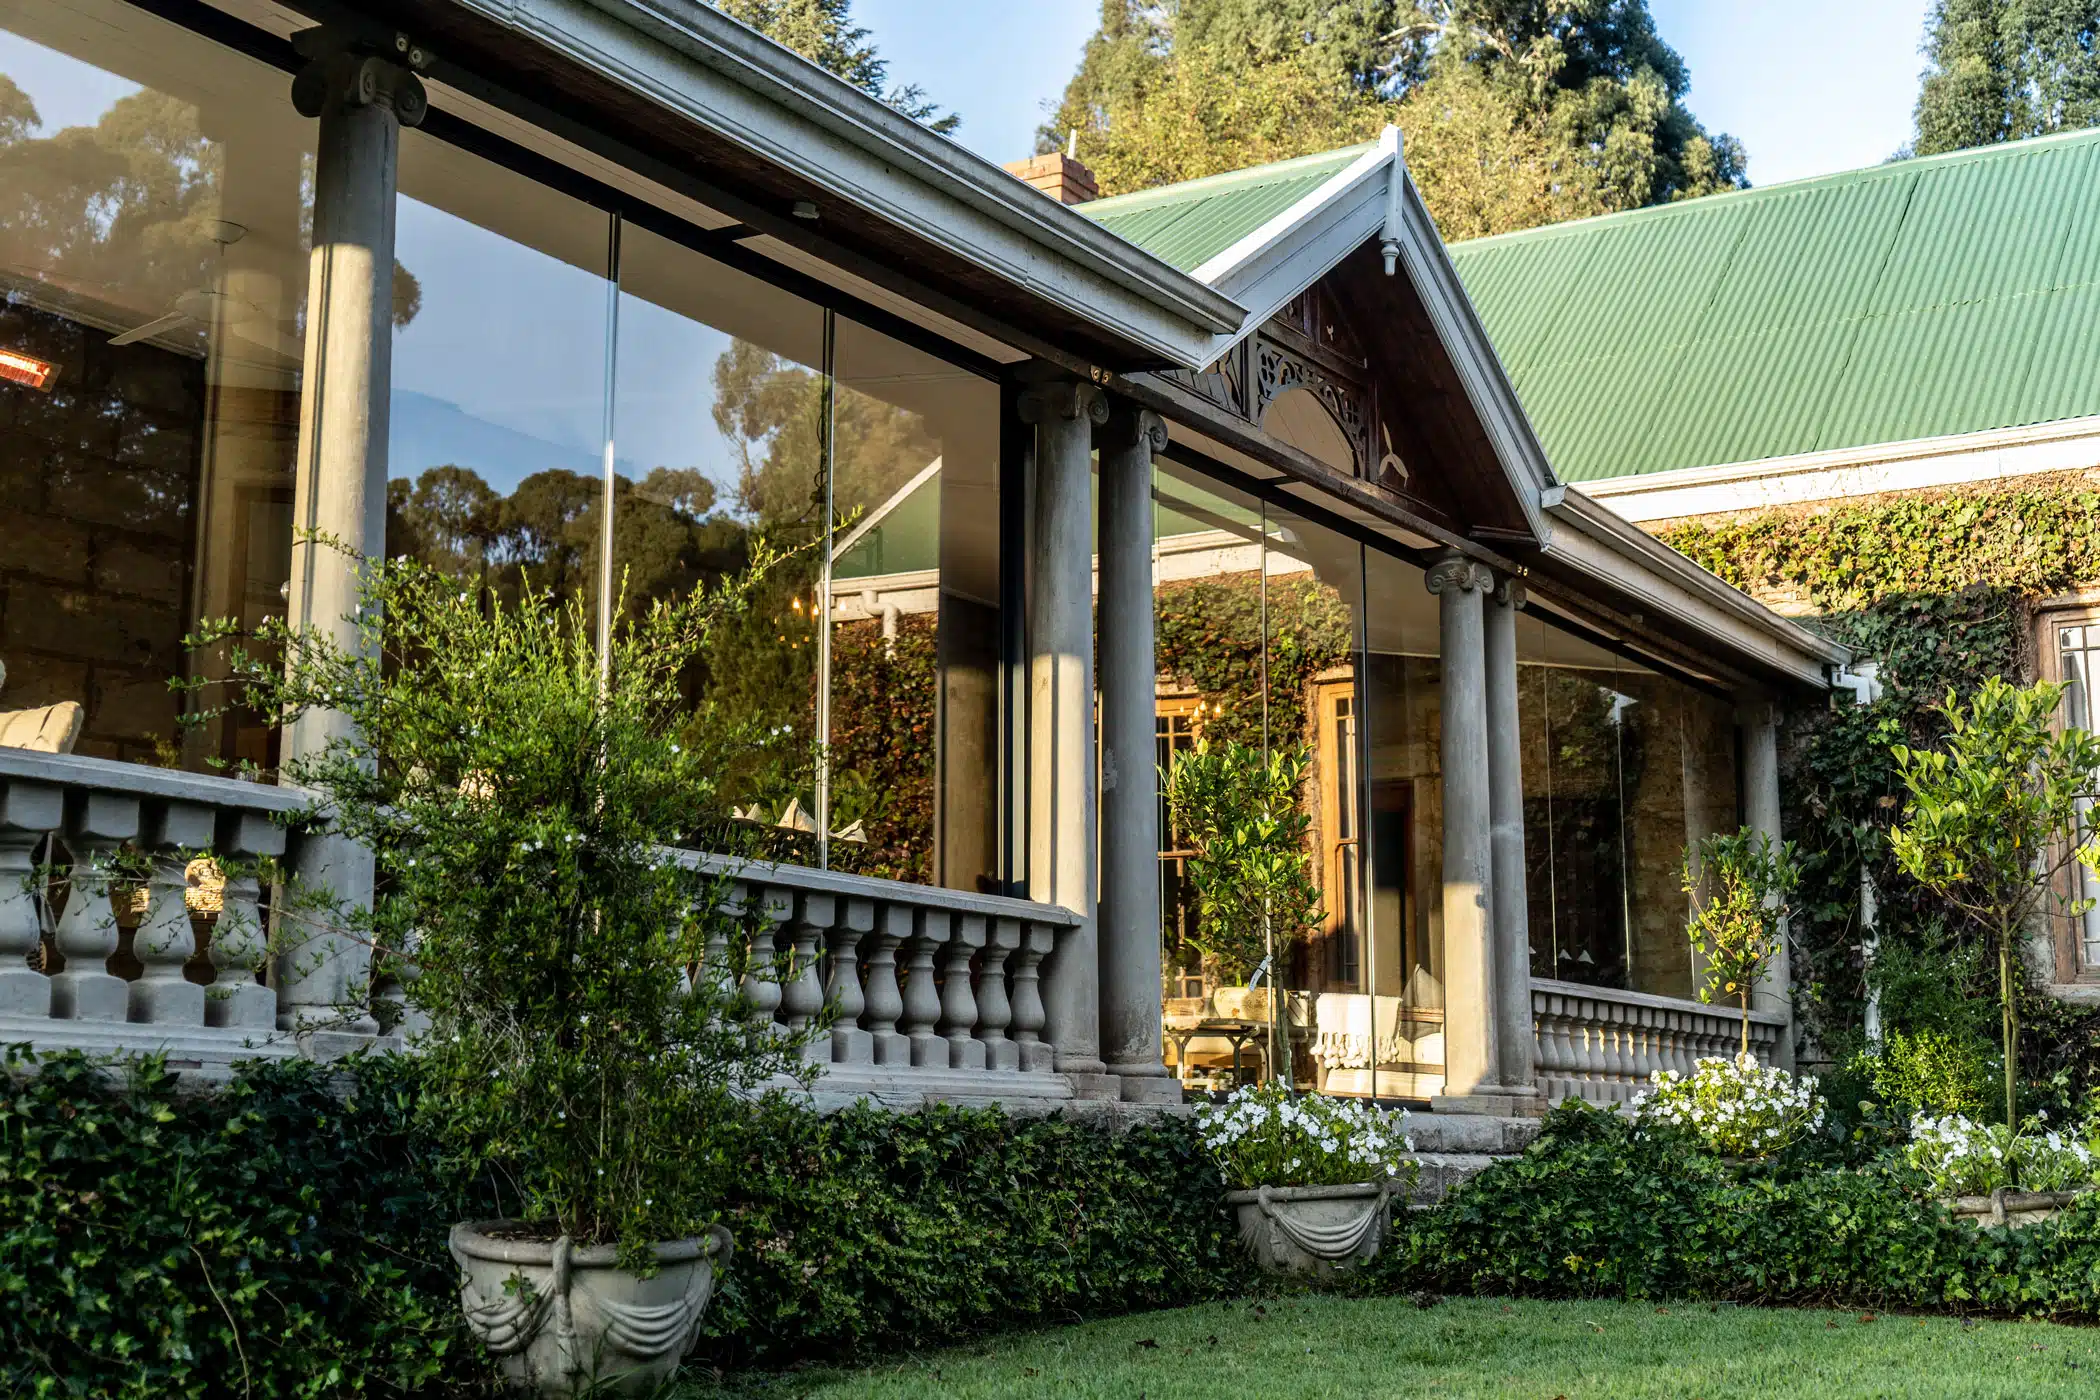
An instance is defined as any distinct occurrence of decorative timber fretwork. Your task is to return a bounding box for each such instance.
[1157,285,1381,478]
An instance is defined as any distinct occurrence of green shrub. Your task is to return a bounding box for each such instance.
[1380,1099,2100,1319]
[1854,1028,1997,1118]
[0,1047,483,1400]
[692,1097,1240,1368]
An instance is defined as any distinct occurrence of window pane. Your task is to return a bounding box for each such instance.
[0,3,312,771]
[388,131,612,620]
[611,224,826,860]
[827,317,999,889]
[1361,548,1443,1099]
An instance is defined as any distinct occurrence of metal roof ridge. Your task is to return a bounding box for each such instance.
[1449,124,2100,255]
[1081,143,1376,218]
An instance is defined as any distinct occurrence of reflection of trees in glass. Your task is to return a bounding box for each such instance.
[1527,670,1648,989]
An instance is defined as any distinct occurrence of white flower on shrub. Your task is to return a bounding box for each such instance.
[1194,1083,1418,1190]
[1904,1111,2100,1197]
[1630,1053,1825,1158]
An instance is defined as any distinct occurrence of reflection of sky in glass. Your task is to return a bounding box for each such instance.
[0,31,139,133]
[388,197,751,503]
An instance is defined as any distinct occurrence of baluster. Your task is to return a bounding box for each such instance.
[1607,1004,1634,1086]
[130,800,212,1026]
[1010,922,1055,1074]
[902,909,948,1068]
[697,878,743,1006]
[1551,1000,1581,1100]
[49,792,138,1022]
[863,904,911,1065]
[208,810,284,1031]
[740,885,792,1031]
[0,783,59,1017]
[780,893,831,1060]
[941,913,986,1071]
[827,898,874,1064]
[1629,1007,1657,1086]
[977,917,1018,1072]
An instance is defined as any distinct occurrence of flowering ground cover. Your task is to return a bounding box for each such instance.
[692,1295,2100,1399]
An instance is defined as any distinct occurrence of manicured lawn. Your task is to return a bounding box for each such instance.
[695,1296,2100,1399]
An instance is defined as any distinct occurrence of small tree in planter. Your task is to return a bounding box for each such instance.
[190,543,820,1395]
[1682,827,1799,1058]
[1164,738,1324,1079]
[1890,678,2100,1128]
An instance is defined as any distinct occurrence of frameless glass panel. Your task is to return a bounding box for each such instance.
[1262,507,1364,1095]
[0,1,313,771]
[389,130,612,620]
[1360,549,1443,1100]
[610,224,826,861]
[1150,460,1270,1088]
[1517,610,1738,998]
[2060,623,2100,967]
[827,316,999,889]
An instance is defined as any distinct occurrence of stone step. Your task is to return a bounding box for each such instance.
[1400,1112,1541,1156]
[1408,1151,1505,1205]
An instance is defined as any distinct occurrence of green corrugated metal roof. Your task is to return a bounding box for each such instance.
[1447,125,2100,482]
[1084,126,2100,486]
[1080,145,1370,273]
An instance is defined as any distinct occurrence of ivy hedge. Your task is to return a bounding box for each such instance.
[1658,473,2100,1096]
[0,1049,1238,1397]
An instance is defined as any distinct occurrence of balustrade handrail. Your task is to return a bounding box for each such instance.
[678,849,1083,927]
[0,748,309,815]
[1531,976,1787,1027]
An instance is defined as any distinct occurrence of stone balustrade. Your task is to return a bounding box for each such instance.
[685,853,1087,1107]
[0,749,310,1066]
[1531,978,1784,1104]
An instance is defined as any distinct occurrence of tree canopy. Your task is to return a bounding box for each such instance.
[1911,0,2100,155]
[711,0,958,132]
[1043,0,1746,239]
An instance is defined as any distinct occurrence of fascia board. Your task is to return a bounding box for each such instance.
[444,0,1245,363]
[1387,179,1556,543]
[1543,491,1849,687]
[1190,144,1392,327]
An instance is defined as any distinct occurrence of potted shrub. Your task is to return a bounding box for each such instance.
[1906,1110,2100,1228]
[193,546,819,1395]
[1196,1083,1417,1276]
[1682,826,1798,1059]
[1164,739,1323,1080]
[1630,1054,1826,1159]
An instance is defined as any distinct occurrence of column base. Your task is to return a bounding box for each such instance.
[1430,1085,1544,1118]
[1115,1071,1185,1106]
[1065,1071,1123,1101]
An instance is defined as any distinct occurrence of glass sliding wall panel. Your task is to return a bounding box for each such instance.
[610,224,827,860]
[1151,460,1270,1085]
[0,2,312,771]
[828,316,999,889]
[1360,549,1444,1099]
[1261,507,1364,1094]
[1516,611,1739,998]
[390,130,612,620]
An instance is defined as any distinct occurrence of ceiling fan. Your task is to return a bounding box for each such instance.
[106,220,303,361]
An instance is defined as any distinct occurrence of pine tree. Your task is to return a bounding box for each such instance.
[1913,0,2100,155]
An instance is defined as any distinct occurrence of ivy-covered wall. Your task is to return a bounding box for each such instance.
[1658,472,2100,1092]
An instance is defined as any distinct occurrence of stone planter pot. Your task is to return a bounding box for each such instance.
[1224,1181,1394,1276]
[1945,1186,2096,1229]
[450,1220,733,1396]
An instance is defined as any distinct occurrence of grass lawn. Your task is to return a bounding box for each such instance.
[694,1296,2100,1399]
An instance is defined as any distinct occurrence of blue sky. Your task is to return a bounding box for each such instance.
[858,0,1940,189]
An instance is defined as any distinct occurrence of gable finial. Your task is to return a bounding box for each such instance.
[1378,125,1406,276]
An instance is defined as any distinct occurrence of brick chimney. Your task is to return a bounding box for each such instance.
[1004,151,1099,206]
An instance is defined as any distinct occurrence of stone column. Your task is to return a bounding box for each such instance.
[1017,373,1113,1094]
[1096,403,1178,1105]
[1484,576,1541,1112]
[275,29,429,1035]
[1427,553,1523,1113]
[1741,697,1793,1069]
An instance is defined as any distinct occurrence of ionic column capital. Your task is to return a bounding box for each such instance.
[291,28,432,128]
[1016,377,1110,427]
[1493,575,1526,610]
[1097,403,1168,457]
[1425,552,1495,596]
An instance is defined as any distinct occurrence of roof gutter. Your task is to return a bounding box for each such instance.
[429,0,1245,362]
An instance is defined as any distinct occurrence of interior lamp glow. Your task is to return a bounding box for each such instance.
[0,349,56,391]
